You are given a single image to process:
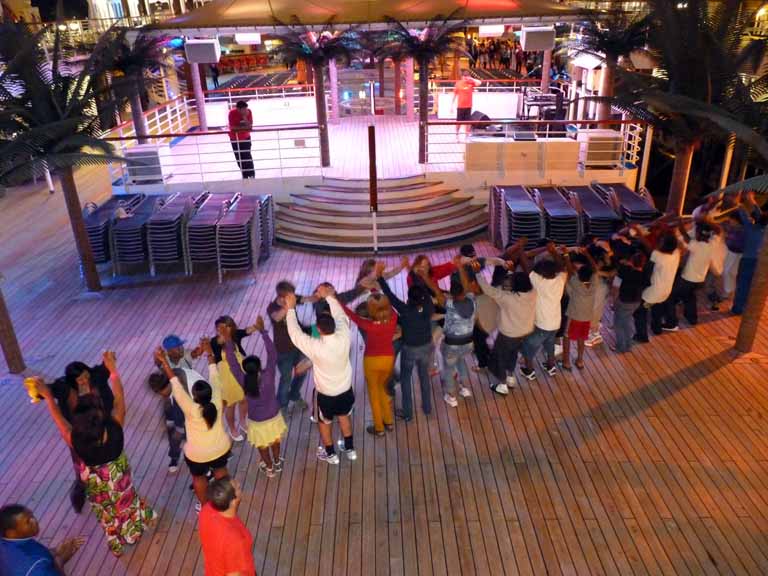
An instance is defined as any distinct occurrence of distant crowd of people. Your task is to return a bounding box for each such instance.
[465,36,567,79]
[2,191,765,575]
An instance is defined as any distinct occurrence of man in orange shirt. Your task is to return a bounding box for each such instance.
[198,477,256,576]
[452,70,482,138]
[228,100,255,179]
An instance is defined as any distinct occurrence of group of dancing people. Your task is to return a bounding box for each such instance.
[3,190,764,574]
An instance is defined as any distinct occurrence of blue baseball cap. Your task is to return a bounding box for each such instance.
[162,335,185,350]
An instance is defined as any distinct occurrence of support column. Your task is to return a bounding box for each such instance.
[577,68,589,120]
[638,125,654,191]
[568,74,579,121]
[719,133,735,189]
[329,58,339,122]
[394,59,402,115]
[540,49,552,93]
[378,59,385,97]
[189,60,207,131]
[735,229,768,352]
[405,57,415,122]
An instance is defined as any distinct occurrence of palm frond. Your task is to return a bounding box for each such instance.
[718,173,768,195]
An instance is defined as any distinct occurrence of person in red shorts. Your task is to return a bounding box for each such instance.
[199,477,256,576]
[561,250,597,370]
[452,70,482,138]
[228,101,255,179]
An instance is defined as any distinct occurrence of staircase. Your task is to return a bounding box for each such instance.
[275,179,487,251]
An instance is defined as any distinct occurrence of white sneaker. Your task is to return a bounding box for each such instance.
[444,393,459,407]
[230,432,244,442]
[194,501,202,513]
[458,386,472,398]
[336,440,357,461]
[554,343,563,357]
[505,375,517,388]
[493,382,509,395]
[316,446,340,465]
[585,333,603,347]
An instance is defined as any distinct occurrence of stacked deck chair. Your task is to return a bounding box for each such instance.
[110,195,164,276]
[530,186,580,246]
[499,186,543,250]
[488,186,505,248]
[83,194,144,264]
[147,192,207,276]
[186,193,237,274]
[561,185,622,240]
[257,194,274,260]
[591,183,659,225]
[216,194,262,282]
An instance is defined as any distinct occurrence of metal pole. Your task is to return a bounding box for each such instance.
[189,61,208,131]
[638,125,653,190]
[368,125,378,253]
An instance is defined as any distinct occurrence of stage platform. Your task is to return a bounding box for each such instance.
[2,165,768,575]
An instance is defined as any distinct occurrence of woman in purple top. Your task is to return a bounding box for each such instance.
[241,316,287,478]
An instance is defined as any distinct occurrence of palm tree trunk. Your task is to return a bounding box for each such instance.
[418,57,430,164]
[313,63,330,167]
[129,90,149,144]
[735,228,768,353]
[394,59,402,115]
[665,142,695,215]
[0,286,25,374]
[61,166,102,291]
[597,61,615,123]
[719,133,735,189]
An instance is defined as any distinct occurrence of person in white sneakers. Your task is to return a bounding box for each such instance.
[284,284,356,465]
[476,244,536,394]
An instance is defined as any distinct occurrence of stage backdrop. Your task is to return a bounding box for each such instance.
[205,96,318,128]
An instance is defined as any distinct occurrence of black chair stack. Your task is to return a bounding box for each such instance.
[111,195,164,275]
[488,186,505,248]
[257,194,274,260]
[562,185,622,240]
[500,186,543,249]
[216,195,261,281]
[592,183,659,225]
[147,193,208,276]
[84,195,144,264]
[187,193,235,273]
[531,186,579,246]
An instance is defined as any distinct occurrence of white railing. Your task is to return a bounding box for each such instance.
[202,84,316,107]
[426,118,644,173]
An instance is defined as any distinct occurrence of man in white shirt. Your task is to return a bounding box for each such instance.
[633,231,681,341]
[521,243,568,380]
[663,221,721,329]
[285,284,356,465]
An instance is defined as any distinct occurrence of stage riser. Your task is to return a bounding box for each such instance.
[278,202,477,224]
[292,193,466,212]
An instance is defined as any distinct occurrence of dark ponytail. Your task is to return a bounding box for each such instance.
[192,380,217,430]
[242,355,262,398]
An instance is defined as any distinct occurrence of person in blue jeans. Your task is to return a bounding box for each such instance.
[378,273,436,421]
[731,196,767,315]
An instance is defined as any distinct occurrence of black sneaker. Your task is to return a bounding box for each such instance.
[520,367,537,381]
[70,480,86,514]
[545,364,558,376]
[632,335,649,343]
[395,409,413,422]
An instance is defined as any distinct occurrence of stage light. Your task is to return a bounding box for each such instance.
[235,33,262,45]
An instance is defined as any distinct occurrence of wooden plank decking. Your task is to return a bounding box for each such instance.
[2,166,768,575]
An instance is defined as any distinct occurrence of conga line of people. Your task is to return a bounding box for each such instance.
[11,192,765,571]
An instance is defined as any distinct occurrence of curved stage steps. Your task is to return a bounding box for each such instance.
[276,179,487,251]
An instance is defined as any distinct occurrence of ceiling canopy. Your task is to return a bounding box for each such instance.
[147,0,582,33]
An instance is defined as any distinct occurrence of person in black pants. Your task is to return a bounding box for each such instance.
[228,100,255,179]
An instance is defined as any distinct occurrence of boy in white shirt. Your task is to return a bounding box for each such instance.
[633,231,681,341]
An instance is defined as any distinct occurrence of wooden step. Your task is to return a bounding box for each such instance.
[276,206,486,237]
[276,196,473,219]
[276,214,488,250]
[291,189,463,211]
[307,180,443,193]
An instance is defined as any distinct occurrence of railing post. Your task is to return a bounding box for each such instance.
[368,125,378,253]
[638,125,654,191]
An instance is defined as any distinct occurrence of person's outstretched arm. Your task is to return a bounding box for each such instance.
[378,276,408,315]
[102,351,126,427]
[37,379,73,447]
[284,292,318,358]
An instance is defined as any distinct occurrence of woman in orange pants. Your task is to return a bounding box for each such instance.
[341,293,398,436]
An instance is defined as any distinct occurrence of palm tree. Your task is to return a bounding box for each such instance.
[382,10,468,164]
[101,28,169,144]
[0,22,124,292]
[567,8,651,121]
[270,16,353,168]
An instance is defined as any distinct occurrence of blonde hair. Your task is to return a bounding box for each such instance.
[366,293,392,323]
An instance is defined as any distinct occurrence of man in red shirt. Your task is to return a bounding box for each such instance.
[452,70,482,138]
[228,101,255,179]
[199,477,256,576]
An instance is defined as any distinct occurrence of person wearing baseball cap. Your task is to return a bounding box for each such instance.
[162,335,201,371]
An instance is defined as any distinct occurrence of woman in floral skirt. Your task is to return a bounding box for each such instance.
[38,351,155,556]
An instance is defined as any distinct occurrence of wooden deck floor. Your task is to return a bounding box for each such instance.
[2,167,768,576]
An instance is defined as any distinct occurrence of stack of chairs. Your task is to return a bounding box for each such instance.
[84,195,144,264]
[592,183,659,225]
[111,195,164,275]
[530,186,579,246]
[187,193,237,273]
[147,192,207,276]
[488,186,505,248]
[561,185,622,240]
[499,186,543,250]
[216,195,261,282]
[257,194,274,260]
